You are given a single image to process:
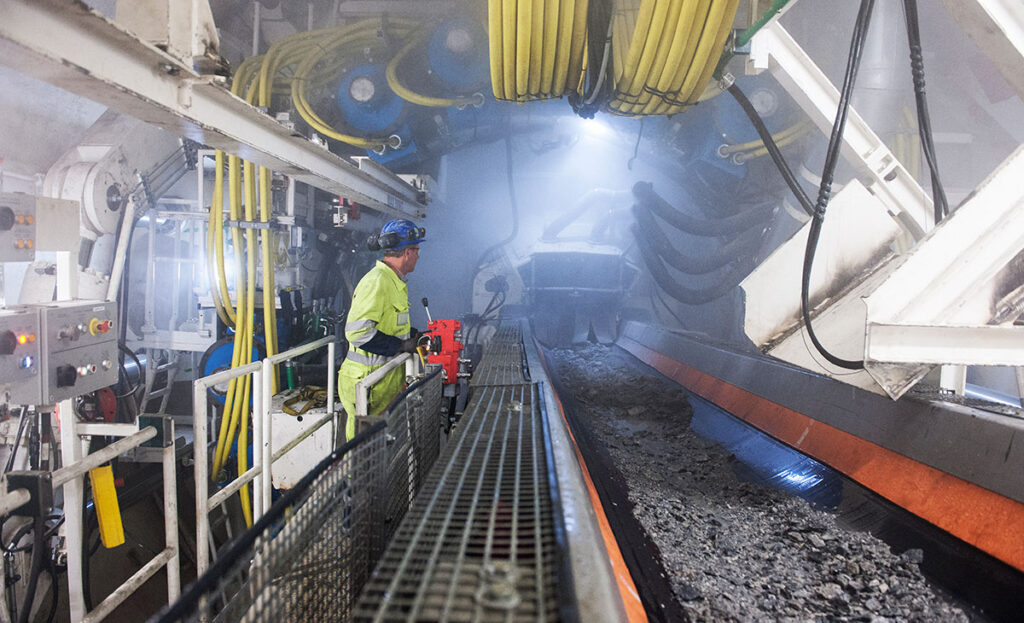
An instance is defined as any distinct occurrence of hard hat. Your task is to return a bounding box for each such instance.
[368,219,427,251]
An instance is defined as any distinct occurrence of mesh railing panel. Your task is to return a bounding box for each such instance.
[155,370,444,623]
[352,380,563,622]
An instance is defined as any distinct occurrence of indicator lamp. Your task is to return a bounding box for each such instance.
[20,356,33,369]
[17,334,27,345]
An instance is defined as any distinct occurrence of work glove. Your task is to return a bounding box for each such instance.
[400,328,423,353]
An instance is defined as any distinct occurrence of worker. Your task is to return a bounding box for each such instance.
[338,218,426,440]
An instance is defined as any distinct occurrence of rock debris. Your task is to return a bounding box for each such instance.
[550,343,974,623]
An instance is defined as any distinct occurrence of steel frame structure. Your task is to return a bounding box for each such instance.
[0,0,427,220]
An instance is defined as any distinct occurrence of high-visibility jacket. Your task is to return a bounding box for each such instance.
[338,260,410,440]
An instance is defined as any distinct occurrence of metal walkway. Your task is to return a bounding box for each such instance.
[156,328,573,622]
[354,325,567,621]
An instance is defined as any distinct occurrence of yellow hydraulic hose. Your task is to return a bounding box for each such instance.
[626,0,684,114]
[528,0,544,95]
[651,0,711,115]
[516,0,532,97]
[539,0,560,95]
[212,154,248,479]
[551,0,576,97]
[682,0,739,105]
[212,151,235,325]
[501,0,517,99]
[386,33,480,107]
[488,0,505,99]
[238,158,259,528]
[719,120,807,154]
[566,0,590,97]
[639,0,700,115]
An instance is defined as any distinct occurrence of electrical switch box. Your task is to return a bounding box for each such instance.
[0,308,42,405]
[0,193,80,264]
[36,300,119,404]
[0,193,38,262]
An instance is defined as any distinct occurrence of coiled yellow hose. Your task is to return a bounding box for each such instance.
[488,0,590,102]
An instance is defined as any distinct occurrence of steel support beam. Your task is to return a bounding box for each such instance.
[864,145,1024,398]
[0,0,426,219]
[748,22,933,237]
[867,324,1024,366]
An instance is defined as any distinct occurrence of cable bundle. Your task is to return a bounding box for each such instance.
[609,0,739,116]
[487,0,591,101]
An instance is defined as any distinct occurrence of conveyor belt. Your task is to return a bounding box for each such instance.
[353,325,566,621]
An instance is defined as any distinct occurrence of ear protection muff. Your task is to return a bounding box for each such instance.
[366,232,401,251]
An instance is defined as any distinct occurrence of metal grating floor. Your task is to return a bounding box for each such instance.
[470,326,531,387]
[354,327,565,622]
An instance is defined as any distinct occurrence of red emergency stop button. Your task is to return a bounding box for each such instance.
[89,318,112,336]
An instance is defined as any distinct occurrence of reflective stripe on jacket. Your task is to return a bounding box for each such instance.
[338,260,410,440]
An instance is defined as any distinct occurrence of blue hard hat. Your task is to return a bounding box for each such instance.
[378,219,426,250]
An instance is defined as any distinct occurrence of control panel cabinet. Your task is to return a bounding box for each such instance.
[36,300,119,404]
[0,308,42,404]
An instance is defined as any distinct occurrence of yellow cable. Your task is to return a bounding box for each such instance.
[515,0,532,97]
[212,151,236,325]
[488,0,505,99]
[616,0,655,100]
[650,0,712,115]
[502,0,517,99]
[238,158,258,528]
[674,0,737,106]
[386,32,479,107]
[639,0,698,114]
[205,200,231,327]
[552,0,575,97]
[566,0,589,97]
[629,0,684,114]
[683,0,739,107]
[720,120,807,154]
[528,0,544,95]
[539,0,560,95]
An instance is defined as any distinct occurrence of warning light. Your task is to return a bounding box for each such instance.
[27,334,35,343]
[16,334,27,345]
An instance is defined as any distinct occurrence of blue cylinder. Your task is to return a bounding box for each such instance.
[336,64,405,133]
[428,17,489,91]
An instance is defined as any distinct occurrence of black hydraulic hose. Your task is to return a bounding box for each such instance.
[632,182,773,237]
[632,224,756,305]
[727,84,815,217]
[4,408,28,473]
[16,516,44,623]
[902,0,948,223]
[801,0,875,371]
[633,204,765,275]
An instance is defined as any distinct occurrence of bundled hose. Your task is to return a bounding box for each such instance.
[487,0,590,101]
[633,203,765,274]
[608,0,740,116]
[632,182,773,236]
[632,223,756,305]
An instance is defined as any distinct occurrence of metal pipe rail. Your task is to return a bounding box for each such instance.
[56,411,180,622]
[52,427,157,487]
[260,336,336,513]
[192,361,263,579]
[354,352,413,417]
